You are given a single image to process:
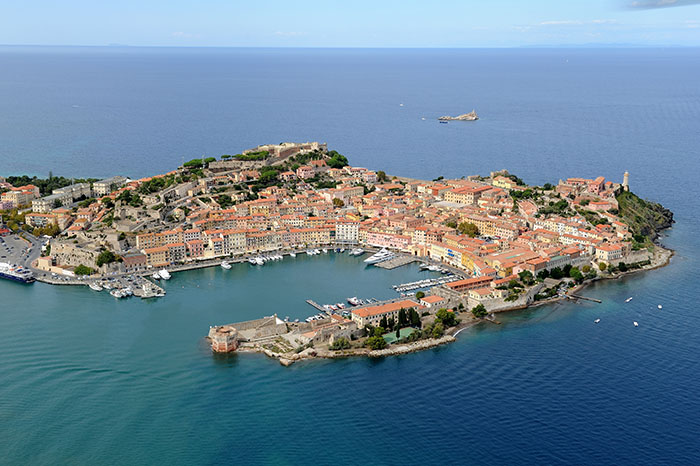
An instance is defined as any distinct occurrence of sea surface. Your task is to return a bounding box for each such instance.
[1,47,699,465]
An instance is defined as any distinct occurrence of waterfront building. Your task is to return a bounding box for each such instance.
[208,326,239,353]
[350,299,423,328]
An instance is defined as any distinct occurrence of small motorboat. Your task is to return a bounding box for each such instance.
[152,271,161,280]
[625,297,633,303]
[159,269,171,280]
[221,261,232,270]
[347,297,360,306]
[290,252,296,258]
[594,319,600,324]
[633,321,639,327]
[657,304,663,310]
[89,282,103,292]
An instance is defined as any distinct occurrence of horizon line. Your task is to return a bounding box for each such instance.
[1,43,699,50]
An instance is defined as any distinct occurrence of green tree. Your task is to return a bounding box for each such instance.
[398,308,407,327]
[598,262,607,272]
[471,304,488,318]
[377,171,387,182]
[457,222,479,237]
[550,267,564,279]
[435,308,457,327]
[332,198,345,208]
[570,267,584,283]
[431,322,444,338]
[379,316,388,329]
[366,336,387,350]
[396,327,401,339]
[415,291,425,299]
[618,262,628,272]
[518,270,535,286]
[409,308,421,326]
[96,250,117,267]
[74,265,95,276]
[329,337,350,350]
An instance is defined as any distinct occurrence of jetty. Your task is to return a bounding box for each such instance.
[568,294,602,303]
[374,256,420,270]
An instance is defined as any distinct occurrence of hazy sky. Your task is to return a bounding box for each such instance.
[1,0,699,47]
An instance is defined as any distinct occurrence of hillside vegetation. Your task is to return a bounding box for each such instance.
[616,190,674,244]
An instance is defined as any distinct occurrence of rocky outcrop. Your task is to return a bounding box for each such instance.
[438,110,478,121]
[368,336,456,357]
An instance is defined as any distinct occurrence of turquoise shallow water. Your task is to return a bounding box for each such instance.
[1,47,699,464]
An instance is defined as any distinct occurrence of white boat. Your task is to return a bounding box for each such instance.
[290,252,296,258]
[349,248,364,256]
[340,248,345,253]
[337,303,346,309]
[594,318,600,324]
[322,248,328,253]
[89,282,103,292]
[248,258,257,265]
[159,269,171,280]
[313,249,321,254]
[152,271,161,280]
[123,287,133,296]
[110,289,124,298]
[625,297,633,303]
[221,261,232,270]
[255,257,265,266]
[633,321,639,327]
[347,297,360,306]
[657,304,663,309]
[363,248,394,264]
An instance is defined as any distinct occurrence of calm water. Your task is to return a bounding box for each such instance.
[1,47,700,465]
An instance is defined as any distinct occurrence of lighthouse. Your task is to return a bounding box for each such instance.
[622,171,629,191]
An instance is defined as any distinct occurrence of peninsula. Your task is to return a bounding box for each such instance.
[0,144,674,364]
[438,110,479,121]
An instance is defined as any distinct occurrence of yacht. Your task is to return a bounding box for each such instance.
[152,271,161,280]
[159,269,171,280]
[363,248,394,265]
[110,289,124,298]
[347,297,360,306]
[221,260,232,270]
[89,282,103,292]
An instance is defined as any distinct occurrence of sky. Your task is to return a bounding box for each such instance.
[1,0,699,47]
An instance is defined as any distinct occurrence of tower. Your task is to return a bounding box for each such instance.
[622,171,630,191]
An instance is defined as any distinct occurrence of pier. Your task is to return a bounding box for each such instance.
[374,256,420,270]
[393,275,462,293]
[568,294,602,303]
[306,299,327,312]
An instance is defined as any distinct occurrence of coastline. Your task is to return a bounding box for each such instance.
[233,239,674,367]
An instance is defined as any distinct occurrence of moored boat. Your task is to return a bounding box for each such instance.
[159,269,171,280]
[89,282,103,292]
[221,260,232,270]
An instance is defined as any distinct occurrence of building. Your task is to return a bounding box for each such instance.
[208,326,239,352]
[93,176,127,197]
[351,299,423,328]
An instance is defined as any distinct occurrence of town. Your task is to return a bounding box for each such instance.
[0,142,673,360]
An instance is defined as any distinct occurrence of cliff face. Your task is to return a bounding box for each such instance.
[616,190,674,241]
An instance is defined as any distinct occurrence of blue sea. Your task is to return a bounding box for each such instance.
[1,47,699,465]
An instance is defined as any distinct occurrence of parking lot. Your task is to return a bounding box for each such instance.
[1,234,30,264]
